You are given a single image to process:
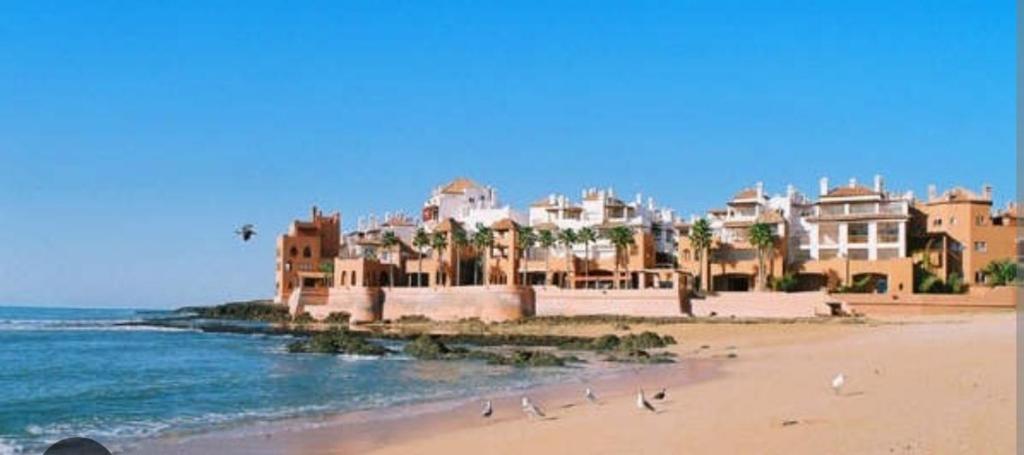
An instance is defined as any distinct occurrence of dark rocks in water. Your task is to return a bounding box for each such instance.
[603,350,676,364]
[403,334,453,360]
[559,331,677,352]
[402,334,579,367]
[175,300,290,322]
[322,312,351,325]
[287,328,391,356]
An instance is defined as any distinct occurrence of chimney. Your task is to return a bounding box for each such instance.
[873,174,883,192]
[848,177,857,188]
[819,177,829,196]
[635,193,643,204]
[982,184,993,201]
[608,187,615,198]
[755,181,764,199]
[647,197,655,210]
[786,184,796,198]
[927,184,937,201]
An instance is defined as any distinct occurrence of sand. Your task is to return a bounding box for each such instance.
[359,312,1017,455]
[130,311,1017,454]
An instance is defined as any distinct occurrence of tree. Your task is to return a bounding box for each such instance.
[472,223,495,286]
[982,259,1018,286]
[538,229,557,287]
[319,261,334,287]
[605,226,635,289]
[380,231,399,289]
[689,219,713,293]
[749,222,776,291]
[517,226,537,286]
[451,225,469,287]
[431,231,448,287]
[412,228,430,287]
[578,227,597,288]
[557,228,578,289]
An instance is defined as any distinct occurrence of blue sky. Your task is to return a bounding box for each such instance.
[0,1,1014,308]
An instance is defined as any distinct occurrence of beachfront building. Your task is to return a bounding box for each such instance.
[918,185,1019,286]
[274,206,341,303]
[525,187,681,289]
[677,182,811,291]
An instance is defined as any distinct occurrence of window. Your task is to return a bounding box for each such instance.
[290,246,298,257]
[933,218,942,227]
[975,215,986,226]
[303,246,312,258]
[819,249,838,260]
[949,217,957,226]
[848,223,869,244]
[877,248,900,260]
[819,224,839,246]
[878,222,899,243]
[849,203,875,214]
[975,271,986,283]
[847,249,869,260]
[974,241,987,252]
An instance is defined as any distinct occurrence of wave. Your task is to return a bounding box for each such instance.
[0,319,194,333]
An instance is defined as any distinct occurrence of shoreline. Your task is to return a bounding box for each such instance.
[125,356,720,455]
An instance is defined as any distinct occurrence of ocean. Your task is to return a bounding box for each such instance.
[0,306,592,454]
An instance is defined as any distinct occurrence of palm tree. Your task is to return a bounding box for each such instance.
[431,231,448,287]
[982,259,1018,286]
[537,229,557,287]
[689,219,713,293]
[749,222,776,291]
[451,225,468,286]
[606,226,635,289]
[380,231,399,288]
[516,226,537,286]
[472,223,495,286]
[577,227,597,288]
[412,228,430,287]
[557,228,578,289]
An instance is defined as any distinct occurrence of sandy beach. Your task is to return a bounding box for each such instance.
[131,311,1017,455]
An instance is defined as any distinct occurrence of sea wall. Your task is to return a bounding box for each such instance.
[690,291,837,318]
[381,286,535,322]
[533,288,686,317]
[836,286,1018,315]
[289,287,383,323]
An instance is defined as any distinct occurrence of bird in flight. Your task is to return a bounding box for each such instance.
[652,388,666,400]
[235,224,256,242]
[637,389,656,413]
[831,373,845,395]
[481,400,493,418]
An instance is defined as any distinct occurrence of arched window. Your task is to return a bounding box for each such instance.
[289,246,298,257]
[303,246,312,258]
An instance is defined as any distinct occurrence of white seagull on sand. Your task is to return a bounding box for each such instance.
[481,400,493,418]
[585,387,598,403]
[637,389,656,413]
[832,373,845,395]
[522,396,546,419]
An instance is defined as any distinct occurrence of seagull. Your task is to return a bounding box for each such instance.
[652,388,666,400]
[481,400,493,418]
[585,387,598,403]
[637,389,656,413]
[235,224,257,242]
[832,373,845,395]
[521,396,545,419]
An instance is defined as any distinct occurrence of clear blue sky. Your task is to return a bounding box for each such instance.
[0,1,1014,308]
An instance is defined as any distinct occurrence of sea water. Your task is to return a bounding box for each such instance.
[0,306,588,454]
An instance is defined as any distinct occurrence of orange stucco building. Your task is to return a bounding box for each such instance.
[274,206,341,303]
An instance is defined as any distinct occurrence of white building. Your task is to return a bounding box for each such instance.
[800,175,911,261]
[421,178,526,233]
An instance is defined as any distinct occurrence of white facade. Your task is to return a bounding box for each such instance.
[801,176,911,262]
[423,178,526,233]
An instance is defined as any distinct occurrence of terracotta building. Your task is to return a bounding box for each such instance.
[274,207,341,303]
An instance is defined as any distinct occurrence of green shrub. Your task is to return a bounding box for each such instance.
[292,313,315,324]
[322,312,351,324]
[770,273,798,292]
[983,259,1019,286]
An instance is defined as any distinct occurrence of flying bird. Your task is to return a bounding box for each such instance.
[235,224,257,242]
[481,400,493,418]
[637,389,656,413]
[831,373,845,395]
[585,387,598,403]
[521,396,546,419]
[652,388,666,400]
